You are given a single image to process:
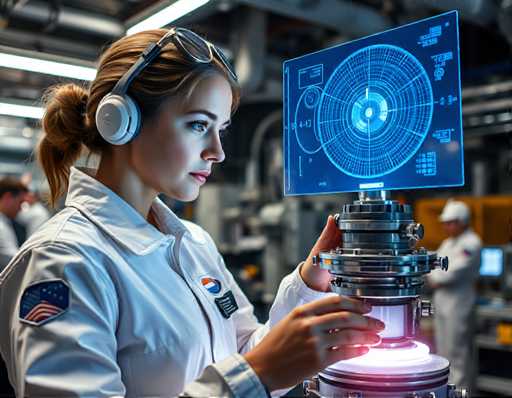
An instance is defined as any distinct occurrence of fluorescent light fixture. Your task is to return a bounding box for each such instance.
[0,52,96,81]
[127,0,211,35]
[0,102,44,119]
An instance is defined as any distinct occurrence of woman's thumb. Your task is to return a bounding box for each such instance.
[313,215,341,252]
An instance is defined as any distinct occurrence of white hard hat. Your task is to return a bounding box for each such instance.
[439,200,470,223]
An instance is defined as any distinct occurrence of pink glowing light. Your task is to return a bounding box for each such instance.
[329,341,433,374]
[352,341,429,364]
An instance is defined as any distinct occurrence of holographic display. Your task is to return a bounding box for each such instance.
[283,11,463,195]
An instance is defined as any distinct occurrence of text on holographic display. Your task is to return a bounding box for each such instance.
[283,11,464,195]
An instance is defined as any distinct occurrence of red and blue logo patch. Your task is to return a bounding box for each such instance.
[19,280,69,326]
[201,277,222,295]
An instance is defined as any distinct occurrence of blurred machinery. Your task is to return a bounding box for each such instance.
[472,245,512,395]
[303,190,468,398]
[477,245,512,300]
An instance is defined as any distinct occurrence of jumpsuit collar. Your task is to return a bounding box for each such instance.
[64,167,191,255]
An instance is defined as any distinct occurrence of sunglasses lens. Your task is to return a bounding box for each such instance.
[176,29,212,62]
[173,28,237,81]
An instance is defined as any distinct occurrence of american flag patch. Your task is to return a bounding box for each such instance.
[19,280,69,326]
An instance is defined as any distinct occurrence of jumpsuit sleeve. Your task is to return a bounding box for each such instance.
[0,244,271,398]
[0,243,124,397]
[182,353,268,397]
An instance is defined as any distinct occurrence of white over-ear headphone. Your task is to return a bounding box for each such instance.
[95,40,166,145]
[96,94,140,145]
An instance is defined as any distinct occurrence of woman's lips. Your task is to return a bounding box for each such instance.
[189,172,209,184]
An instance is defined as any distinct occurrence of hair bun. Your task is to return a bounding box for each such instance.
[41,83,90,151]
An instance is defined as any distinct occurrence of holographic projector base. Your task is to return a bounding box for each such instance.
[303,191,467,398]
[318,342,450,398]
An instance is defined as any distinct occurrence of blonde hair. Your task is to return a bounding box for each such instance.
[38,29,240,207]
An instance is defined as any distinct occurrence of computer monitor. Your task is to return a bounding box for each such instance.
[479,247,504,278]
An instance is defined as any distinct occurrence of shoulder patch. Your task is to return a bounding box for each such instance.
[19,280,69,326]
[201,277,222,295]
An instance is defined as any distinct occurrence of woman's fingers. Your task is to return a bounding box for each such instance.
[298,295,370,317]
[319,329,381,349]
[311,311,385,333]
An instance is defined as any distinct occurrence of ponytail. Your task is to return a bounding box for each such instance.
[37,84,95,207]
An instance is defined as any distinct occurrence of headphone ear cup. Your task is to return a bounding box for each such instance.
[95,94,141,145]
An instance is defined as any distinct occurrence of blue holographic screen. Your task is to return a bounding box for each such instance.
[283,11,464,195]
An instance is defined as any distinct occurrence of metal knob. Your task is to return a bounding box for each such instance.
[303,377,321,398]
[312,255,320,266]
[333,213,340,227]
[447,384,468,398]
[421,300,434,317]
[435,256,449,271]
[405,223,424,240]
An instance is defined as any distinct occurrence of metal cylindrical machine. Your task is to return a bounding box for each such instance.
[304,191,468,398]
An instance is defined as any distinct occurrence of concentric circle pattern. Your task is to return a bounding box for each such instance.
[316,44,433,178]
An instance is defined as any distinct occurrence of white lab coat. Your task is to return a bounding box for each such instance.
[0,212,18,272]
[428,228,482,390]
[0,167,328,397]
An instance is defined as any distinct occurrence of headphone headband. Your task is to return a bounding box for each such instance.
[95,31,176,145]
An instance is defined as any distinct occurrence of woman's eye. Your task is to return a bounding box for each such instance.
[189,121,208,134]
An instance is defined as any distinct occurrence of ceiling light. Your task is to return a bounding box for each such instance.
[0,102,44,119]
[127,0,211,35]
[0,48,96,81]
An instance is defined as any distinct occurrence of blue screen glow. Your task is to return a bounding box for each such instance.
[480,247,504,277]
[283,11,464,195]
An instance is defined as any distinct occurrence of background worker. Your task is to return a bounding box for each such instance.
[428,200,482,391]
[0,177,27,271]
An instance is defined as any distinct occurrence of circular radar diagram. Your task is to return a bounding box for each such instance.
[316,44,434,178]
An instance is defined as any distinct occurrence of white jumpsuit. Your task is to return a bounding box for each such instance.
[428,229,482,390]
[0,167,328,397]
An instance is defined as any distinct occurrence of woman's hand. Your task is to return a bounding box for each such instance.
[244,295,384,392]
[300,215,342,292]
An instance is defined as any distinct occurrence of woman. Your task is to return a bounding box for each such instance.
[0,28,384,397]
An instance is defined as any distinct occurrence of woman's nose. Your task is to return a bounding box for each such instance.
[202,132,225,163]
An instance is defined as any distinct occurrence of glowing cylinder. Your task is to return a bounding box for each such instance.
[368,305,406,339]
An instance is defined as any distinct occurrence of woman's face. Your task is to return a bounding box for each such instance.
[131,73,232,202]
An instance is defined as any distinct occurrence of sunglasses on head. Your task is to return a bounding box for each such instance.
[159,27,238,82]
[110,27,238,99]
